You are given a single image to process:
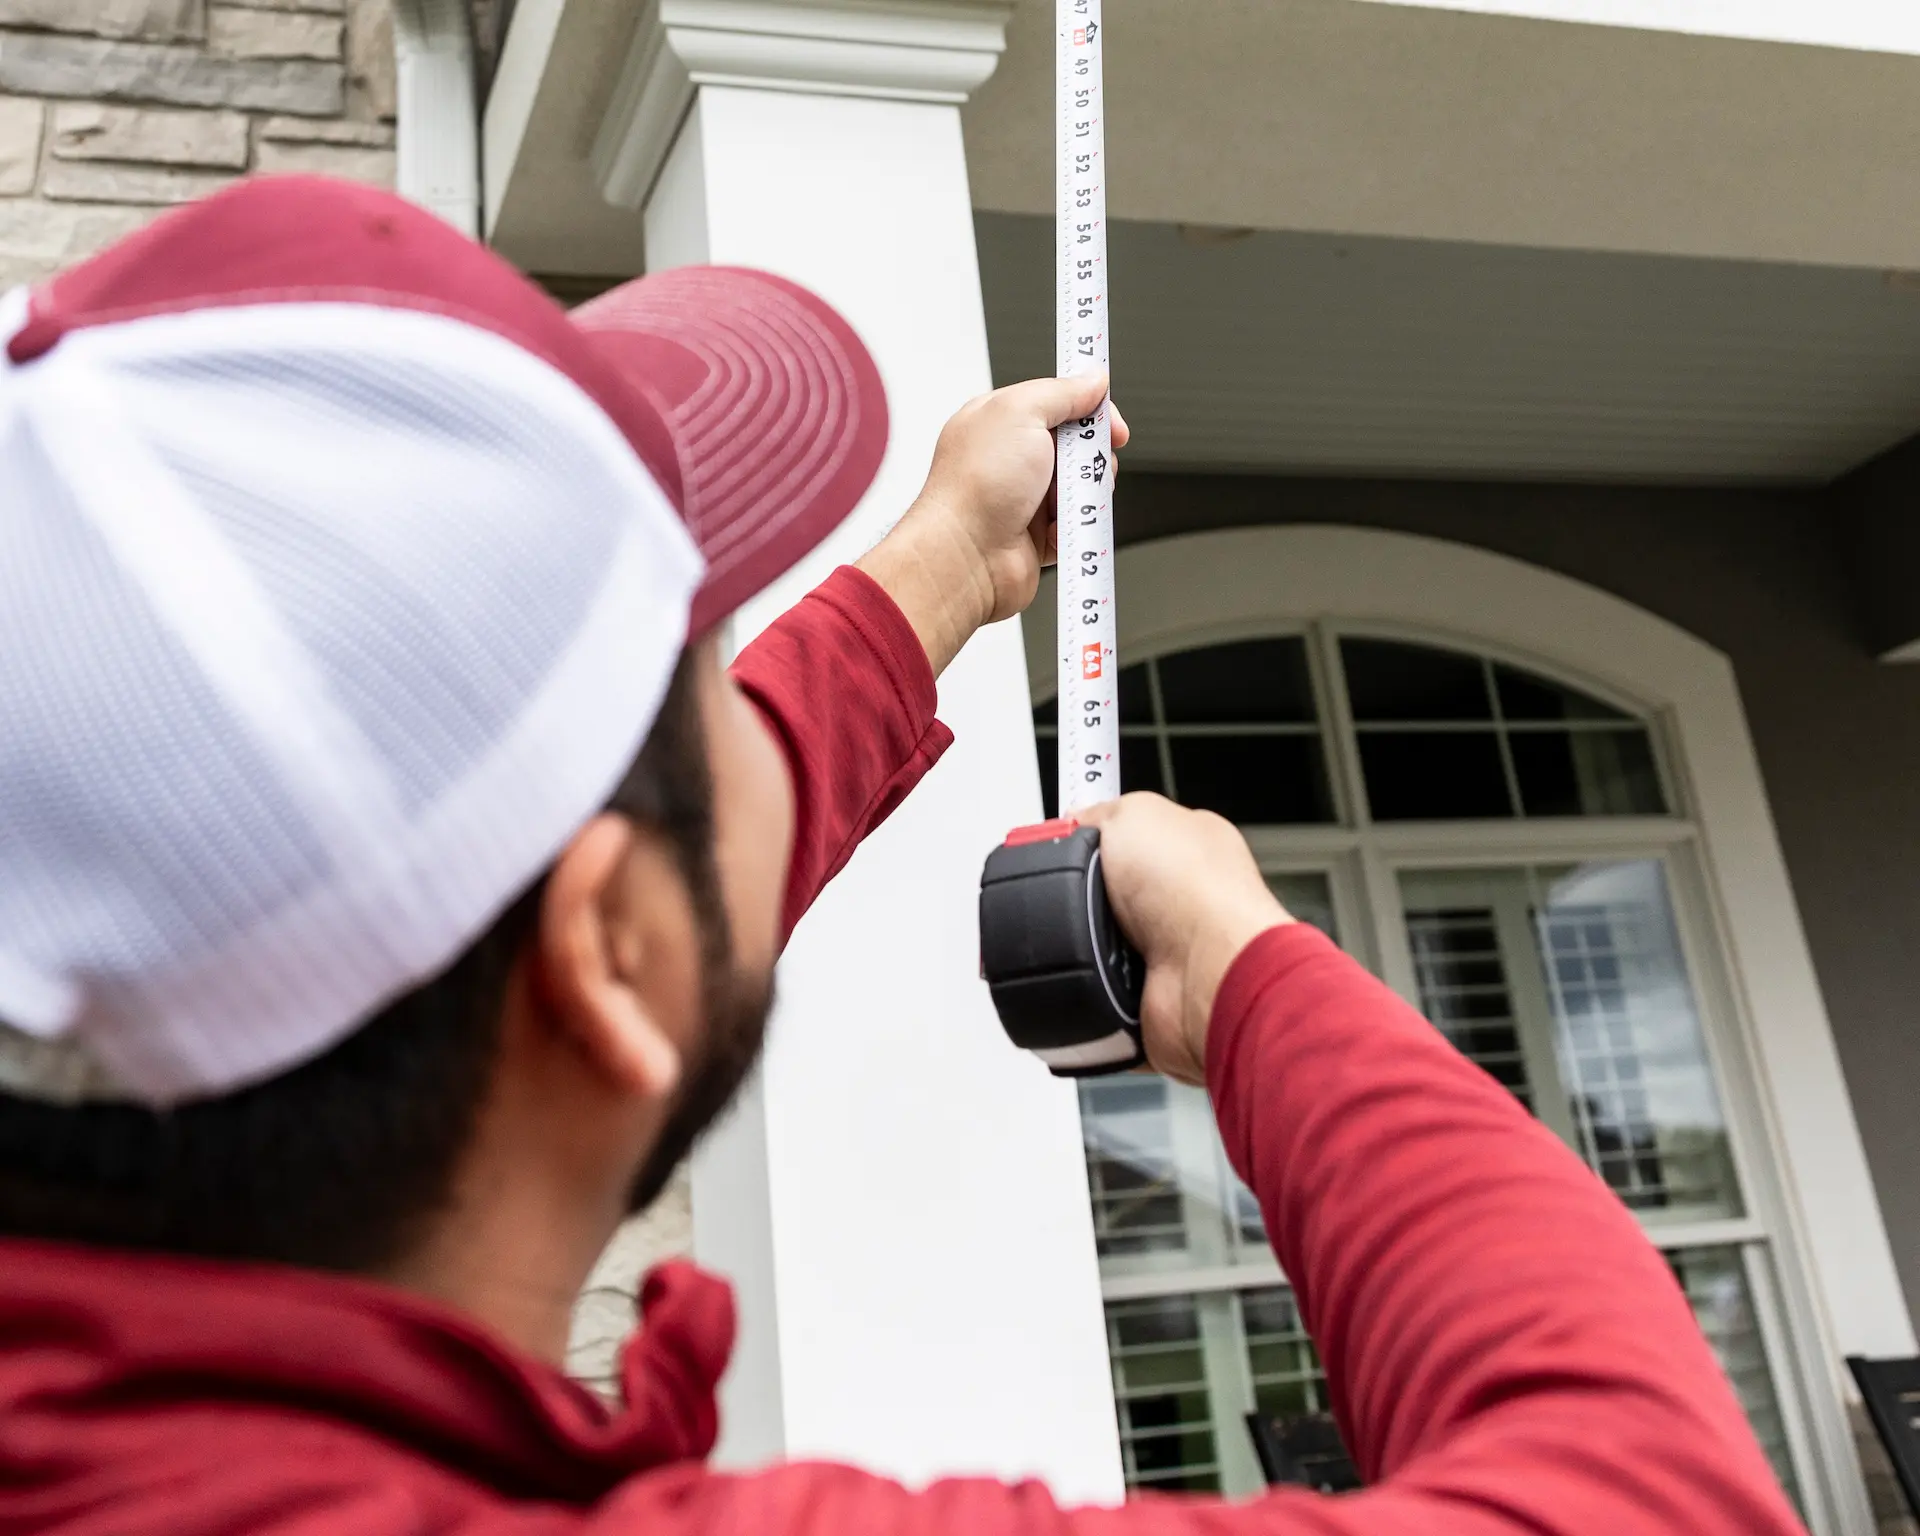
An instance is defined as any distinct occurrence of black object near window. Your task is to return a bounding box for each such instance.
[1848,1356,1920,1519]
[1245,1412,1361,1495]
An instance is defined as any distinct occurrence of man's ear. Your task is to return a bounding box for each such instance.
[534,813,688,1103]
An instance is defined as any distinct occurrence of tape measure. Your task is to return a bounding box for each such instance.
[1053,0,1118,817]
[978,0,1146,1079]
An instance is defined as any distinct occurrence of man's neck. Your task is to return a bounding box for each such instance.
[383,1165,627,1367]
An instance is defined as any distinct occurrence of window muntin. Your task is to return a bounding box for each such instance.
[1400,861,1740,1224]
[1342,638,1666,821]
[1031,641,1336,824]
[1040,629,1804,1505]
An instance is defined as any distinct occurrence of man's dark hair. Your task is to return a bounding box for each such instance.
[0,651,717,1275]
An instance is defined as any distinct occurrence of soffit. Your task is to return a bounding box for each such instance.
[978,214,1920,483]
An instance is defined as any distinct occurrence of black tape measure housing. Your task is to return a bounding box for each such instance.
[979,821,1146,1078]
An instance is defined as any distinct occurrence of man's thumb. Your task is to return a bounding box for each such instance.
[1036,371,1111,429]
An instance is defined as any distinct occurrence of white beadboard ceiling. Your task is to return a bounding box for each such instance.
[975,213,1920,484]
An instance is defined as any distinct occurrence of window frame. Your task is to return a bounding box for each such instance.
[1024,527,1903,1534]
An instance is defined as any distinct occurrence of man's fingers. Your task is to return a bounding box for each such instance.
[1110,401,1131,450]
[1009,372,1111,430]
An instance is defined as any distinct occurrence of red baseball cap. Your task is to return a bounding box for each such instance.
[6,174,890,636]
[0,176,888,1103]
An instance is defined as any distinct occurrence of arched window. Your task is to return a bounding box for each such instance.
[1026,529,1893,1530]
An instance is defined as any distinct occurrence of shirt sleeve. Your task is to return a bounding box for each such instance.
[728,565,954,943]
[555,927,1806,1536]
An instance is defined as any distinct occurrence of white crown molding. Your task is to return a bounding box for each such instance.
[593,0,1014,210]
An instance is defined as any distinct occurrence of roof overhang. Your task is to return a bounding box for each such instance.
[484,0,1920,276]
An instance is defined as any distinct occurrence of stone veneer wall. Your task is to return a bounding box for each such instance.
[0,0,397,288]
[566,1168,693,1399]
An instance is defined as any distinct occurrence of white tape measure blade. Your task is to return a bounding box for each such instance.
[1056,0,1118,817]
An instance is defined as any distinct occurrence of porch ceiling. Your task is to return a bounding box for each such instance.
[487,0,1920,279]
[977,214,1920,484]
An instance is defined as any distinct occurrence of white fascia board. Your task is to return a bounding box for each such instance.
[1353,0,1920,57]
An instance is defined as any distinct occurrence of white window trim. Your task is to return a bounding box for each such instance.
[1028,523,1909,1532]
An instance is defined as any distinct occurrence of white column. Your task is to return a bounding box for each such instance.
[596,2,1124,1504]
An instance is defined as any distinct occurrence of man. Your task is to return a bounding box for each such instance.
[0,178,1803,1536]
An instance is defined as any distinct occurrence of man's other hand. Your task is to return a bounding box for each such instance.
[858,376,1129,677]
[1077,795,1292,1085]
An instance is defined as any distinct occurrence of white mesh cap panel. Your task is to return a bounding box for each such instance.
[0,300,703,1103]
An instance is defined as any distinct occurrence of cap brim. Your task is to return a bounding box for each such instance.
[570,268,889,635]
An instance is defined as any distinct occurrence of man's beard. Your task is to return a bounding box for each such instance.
[625,911,775,1214]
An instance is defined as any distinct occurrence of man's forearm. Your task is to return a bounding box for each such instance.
[854,506,996,680]
[1206,926,1803,1535]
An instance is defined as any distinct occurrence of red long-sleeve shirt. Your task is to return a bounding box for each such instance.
[0,569,1805,1535]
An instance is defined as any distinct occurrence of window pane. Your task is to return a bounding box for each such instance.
[1032,693,1058,727]
[1120,735,1167,798]
[1495,663,1630,723]
[1079,1078,1185,1259]
[1511,728,1666,817]
[1342,638,1493,722]
[1169,736,1333,825]
[1106,1296,1221,1493]
[1404,907,1539,1113]
[1119,663,1155,726]
[1670,1247,1800,1506]
[1083,871,1335,1275]
[1399,862,1742,1223]
[1359,731,1514,821]
[1034,732,1058,820]
[1265,873,1339,943]
[1156,638,1316,725]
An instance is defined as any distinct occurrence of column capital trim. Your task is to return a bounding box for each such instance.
[593,0,1014,209]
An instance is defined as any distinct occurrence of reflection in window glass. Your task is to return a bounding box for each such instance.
[1266,873,1339,942]
[1671,1247,1799,1505]
[1510,730,1663,818]
[1102,1285,1348,1499]
[1241,1287,1330,1423]
[1106,1296,1220,1492]
[1399,861,1742,1223]
[1405,906,1538,1111]
[1080,1078,1184,1259]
